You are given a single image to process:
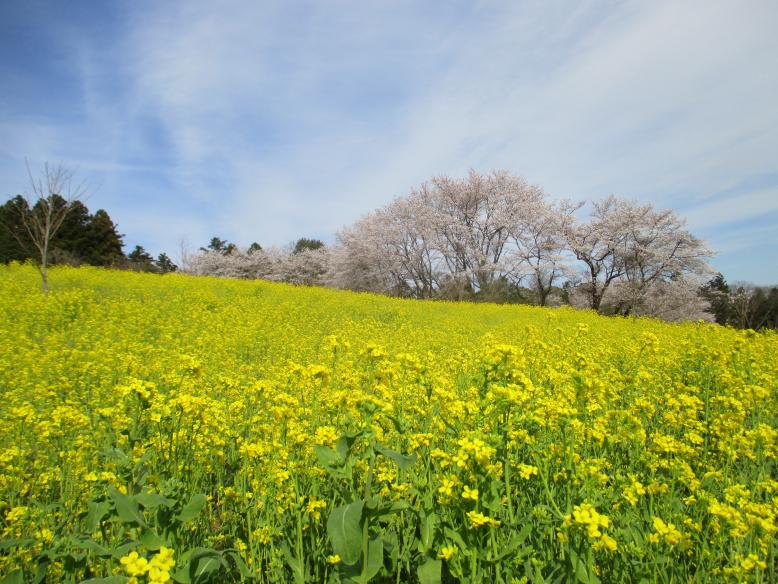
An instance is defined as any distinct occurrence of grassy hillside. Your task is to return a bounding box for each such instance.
[1,264,776,583]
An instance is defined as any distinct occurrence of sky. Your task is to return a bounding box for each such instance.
[1,0,777,283]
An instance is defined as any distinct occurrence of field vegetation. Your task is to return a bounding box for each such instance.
[0,264,776,583]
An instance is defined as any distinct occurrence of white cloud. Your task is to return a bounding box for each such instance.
[684,186,778,230]
[2,0,777,282]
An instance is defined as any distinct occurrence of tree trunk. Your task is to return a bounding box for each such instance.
[41,235,49,296]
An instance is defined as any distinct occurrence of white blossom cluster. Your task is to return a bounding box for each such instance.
[184,170,715,322]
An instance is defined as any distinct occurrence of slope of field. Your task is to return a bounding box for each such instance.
[0,264,776,583]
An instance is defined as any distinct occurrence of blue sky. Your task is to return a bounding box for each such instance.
[1,0,777,284]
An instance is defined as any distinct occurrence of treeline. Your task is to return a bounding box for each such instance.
[185,170,776,329]
[0,195,177,273]
[3,166,776,329]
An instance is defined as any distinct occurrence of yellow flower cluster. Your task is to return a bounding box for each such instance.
[120,547,175,584]
[0,264,776,582]
[564,502,611,539]
[649,517,683,546]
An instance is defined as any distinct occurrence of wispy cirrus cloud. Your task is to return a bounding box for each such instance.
[0,0,776,282]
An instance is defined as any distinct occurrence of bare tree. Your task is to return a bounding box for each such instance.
[14,162,90,294]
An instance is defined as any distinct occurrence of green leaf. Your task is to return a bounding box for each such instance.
[135,493,174,509]
[417,557,442,584]
[225,550,252,578]
[494,523,532,561]
[569,548,599,584]
[345,537,384,584]
[280,543,305,584]
[314,445,343,468]
[172,568,191,584]
[420,513,438,551]
[0,571,24,584]
[111,541,140,559]
[187,548,223,583]
[372,501,409,518]
[79,577,129,584]
[363,537,384,582]
[375,446,416,470]
[335,431,362,460]
[77,540,113,558]
[107,487,146,527]
[326,499,364,566]
[0,538,34,552]
[86,501,111,532]
[442,527,467,551]
[177,494,207,524]
[139,529,167,551]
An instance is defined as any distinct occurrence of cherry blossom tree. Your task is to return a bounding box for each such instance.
[562,196,713,313]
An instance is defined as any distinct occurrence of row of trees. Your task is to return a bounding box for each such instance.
[0,163,178,291]
[4,164,772,327]
[185,171,719,323]
[323,170,714,320]
[186,237,328,286]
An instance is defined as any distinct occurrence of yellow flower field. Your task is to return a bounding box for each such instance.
[0,264,776,583]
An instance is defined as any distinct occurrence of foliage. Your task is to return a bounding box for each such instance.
[200,237,237,256]
[0,194,124,268]
[128,246,156,272]
[293,239,325,255]
[188,246,329,286]
[155,254,178,275]
[701,274,778,330]
[1,264,776,582]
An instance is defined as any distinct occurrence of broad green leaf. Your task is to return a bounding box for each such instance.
[77,540,113,558]
[494,523,532,561]
[335,431,362,460]
[326,499,364,566]
[420,513,438,551]
[0,539,34,552]
[314,445,343,468]
[188,548,223,583]
[86,501,111,532]
[172,568,191,584]
[111,541,140,559]
[78,577,129,584]
[345,537,384,584]
[363,537,384,583]
[135,493,173,509]
[417,557,442,584]
[375,445,416,470]
[280,543,305,584]
[139,529,167,550]
[177,494,207,524]
[107,487,145,527]
[225,550,252,578]
[366,501,408,519]
[569,548,599,584]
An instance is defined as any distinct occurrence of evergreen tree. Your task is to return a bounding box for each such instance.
[700,273,733,325]
[201,236,236,255]
[155,253,177,274]
[293,238,324,254]
[1,194,125,267]
[128,245,156,271]
[0,196,32,263]
[49,199,91,264]
[84,209,125,266]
